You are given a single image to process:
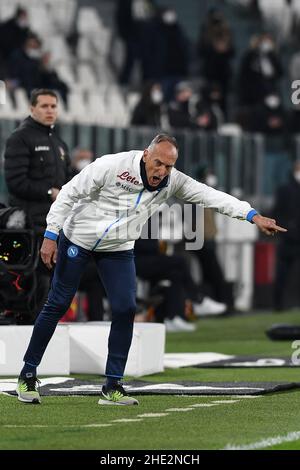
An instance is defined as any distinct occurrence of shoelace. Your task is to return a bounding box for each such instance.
[23,377,41,392]
[104,384,128,400]
[109,390,125,401]
[113,384,128,396]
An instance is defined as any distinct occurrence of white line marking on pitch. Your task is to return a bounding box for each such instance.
[212,400,240,404]
[224,431,300,450]
[165,407,194,412]
[174,395,261,399]
[111,419,143,423]
[233,396,261,399]
[190,403,219,407]
[2,424,113,428]
[137,413,169,418]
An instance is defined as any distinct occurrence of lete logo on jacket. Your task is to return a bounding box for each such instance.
[117,171,141,185]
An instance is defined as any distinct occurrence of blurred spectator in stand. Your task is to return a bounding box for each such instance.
[115,0,157,84]
[168,81,196,129]
[71,148,94,176]
[240,93,286,135]
[194,92,219,132]
[4,89,71,322]
[197,8,234,115]
[168,81,219,131]
[7,34,43,98]
[198,82,225,128]
[289,53,300,133]
[238,92,288,195]
[0,7,31,63]
[272,160,300,310]
[155,7,189,101]
[238,33,283,108]
[135,237,226,331]
[40,52,69,107]
[135,238,196,332]
[187,165,232,309]
[131,81,166,127]
[288,103,300,134]
[70,148,106,321]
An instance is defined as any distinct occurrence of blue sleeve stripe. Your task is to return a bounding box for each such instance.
[44,230,58,241]
[246,209,258,223]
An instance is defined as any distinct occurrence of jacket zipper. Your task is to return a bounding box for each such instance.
[92,188,145,251]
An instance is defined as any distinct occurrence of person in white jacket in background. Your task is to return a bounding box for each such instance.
[16,133,286,406]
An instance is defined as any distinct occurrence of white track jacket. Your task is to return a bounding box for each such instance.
[46,150,255,251]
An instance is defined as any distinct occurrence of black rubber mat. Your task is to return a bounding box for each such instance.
[193,356,299,368]
[4,378,300,396]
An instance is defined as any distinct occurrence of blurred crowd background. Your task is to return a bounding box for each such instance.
[1,0,300,328]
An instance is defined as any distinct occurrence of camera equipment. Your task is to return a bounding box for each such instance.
[0,206,39,324]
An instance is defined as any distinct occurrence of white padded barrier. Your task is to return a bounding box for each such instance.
[0,325,70,375]
[0,322,165,377]
[69,322,165,377]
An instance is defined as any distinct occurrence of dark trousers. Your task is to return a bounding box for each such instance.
[135,254,202,319]
[273,241,300,310]
[78,260,105,321]
[24,232,136,379]
[191,241,228,304]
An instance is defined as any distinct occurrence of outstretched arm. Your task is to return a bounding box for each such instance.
[252,214,287,236]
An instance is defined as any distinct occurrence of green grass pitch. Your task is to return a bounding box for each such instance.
[1,310,300,450]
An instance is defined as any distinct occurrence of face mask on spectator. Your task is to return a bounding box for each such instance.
[205,174,218,188]
[265,95,280,109]
[17,18,28,28]
[151,89,163,104]
[26,48,42,59]
[294,171,300,183]
[260,40,274,53]
[76,159,91,171]
[162,10,177,24]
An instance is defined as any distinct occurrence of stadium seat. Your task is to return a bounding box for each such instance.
[0,92,19,120]
[47,35,72,66]
[67,90,89,123]
[13,88,30,115]
[77,64,98,90]
[77,7,103,36]
[50,0,77,35]
[27,3,56,38]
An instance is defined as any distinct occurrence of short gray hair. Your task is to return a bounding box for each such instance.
[148,134,178,151]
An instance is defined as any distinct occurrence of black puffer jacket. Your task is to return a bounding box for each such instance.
[4,116,72,234]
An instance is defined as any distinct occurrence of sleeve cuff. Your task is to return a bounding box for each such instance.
[44,230,58,241]
[246,209,258,223]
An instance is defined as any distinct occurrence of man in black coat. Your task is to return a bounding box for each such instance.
[272,161,300,310]
[4,88,72,320]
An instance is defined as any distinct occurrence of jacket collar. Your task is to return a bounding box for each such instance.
[23,116,55,134]
[135,152,169,192]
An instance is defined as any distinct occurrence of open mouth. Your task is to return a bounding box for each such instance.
[151,176,161,185]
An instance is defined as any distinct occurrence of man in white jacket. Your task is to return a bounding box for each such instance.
[16,134,286,406]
